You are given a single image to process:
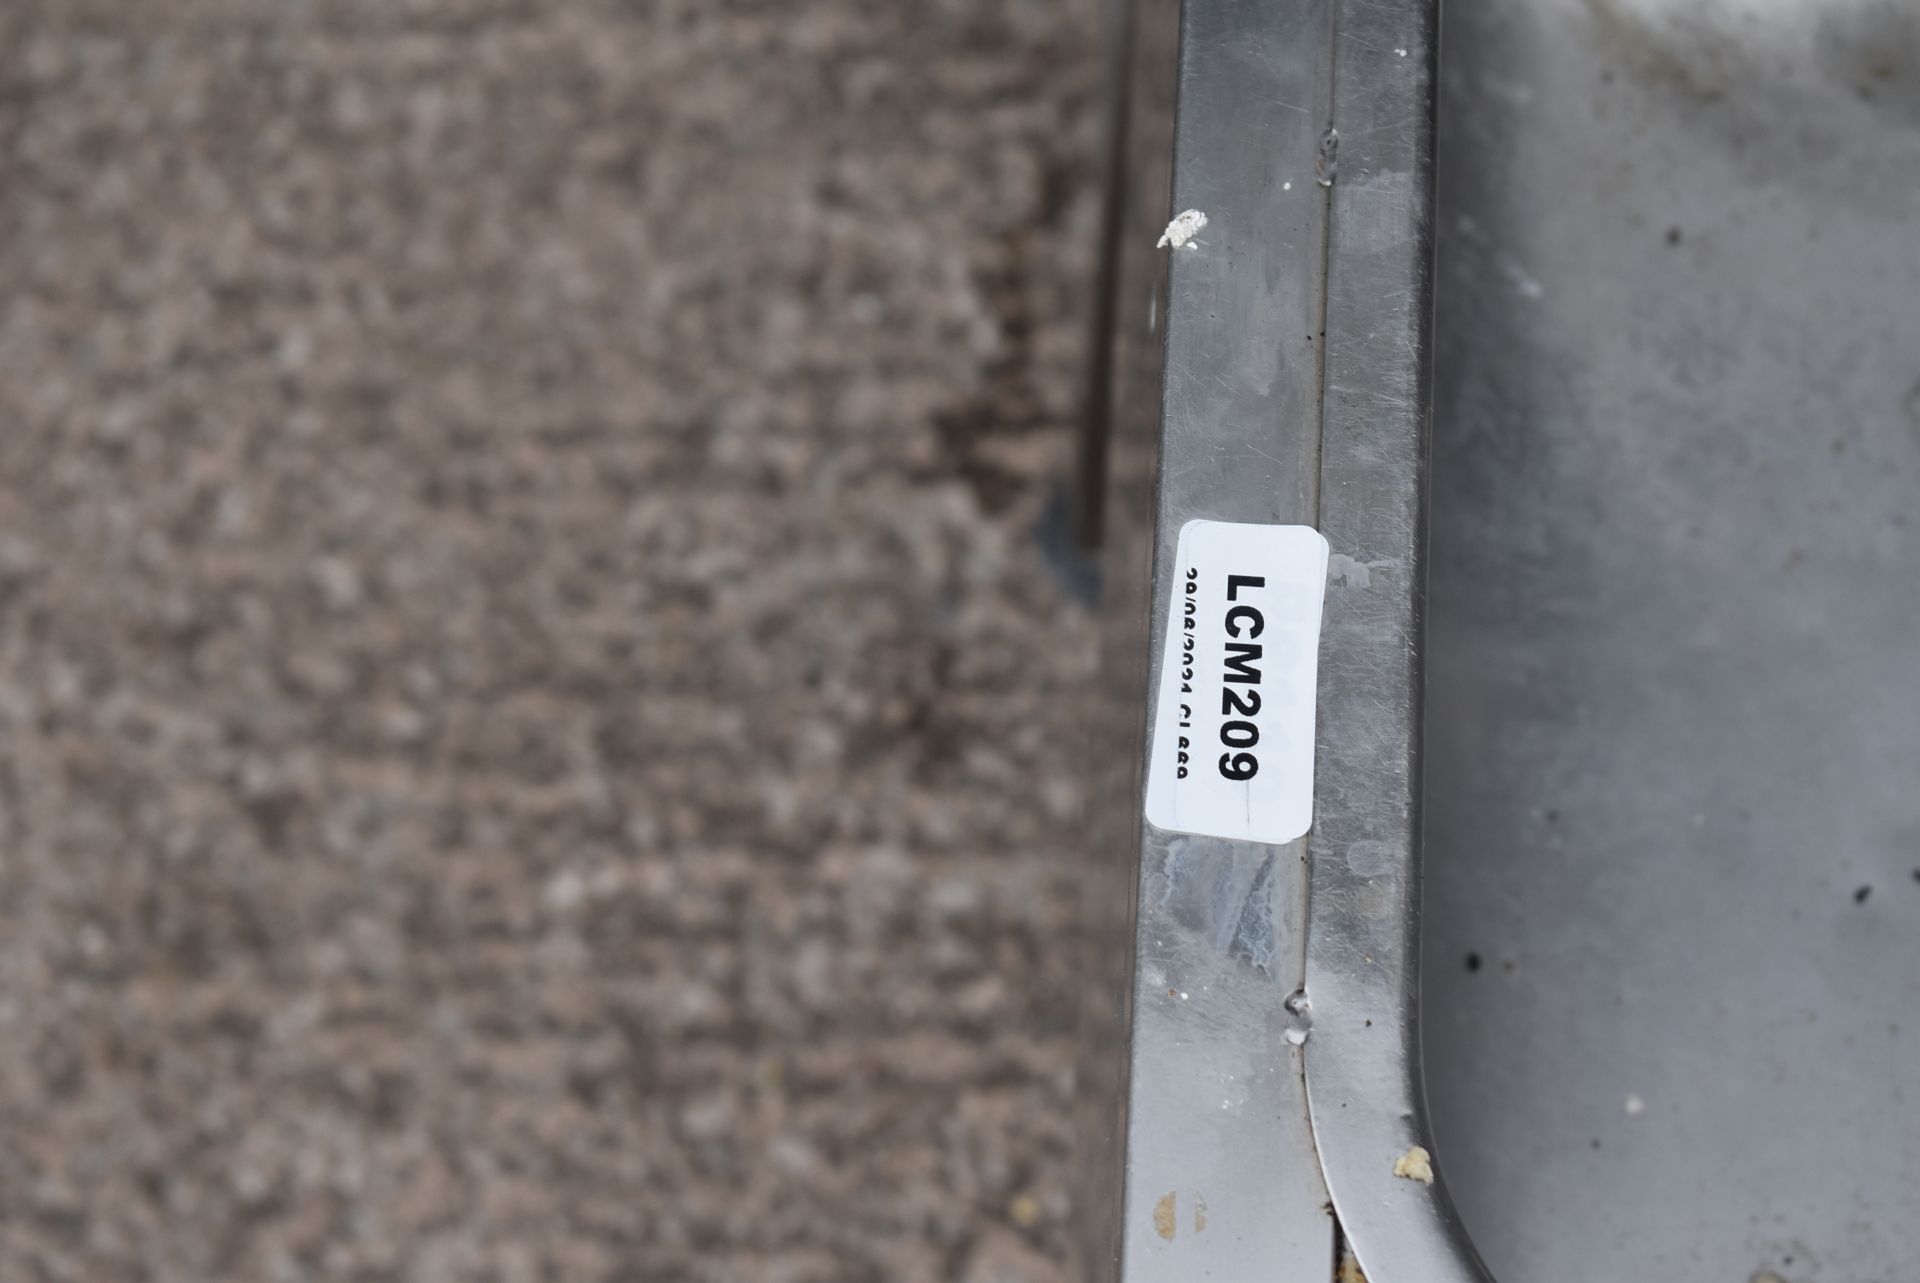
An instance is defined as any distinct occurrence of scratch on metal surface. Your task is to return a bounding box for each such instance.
[1228,853,1278,975]
[1328,553,1402,590]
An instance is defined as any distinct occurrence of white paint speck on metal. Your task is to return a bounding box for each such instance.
[1157,208,1209,249]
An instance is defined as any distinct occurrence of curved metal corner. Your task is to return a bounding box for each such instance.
[1087,1,1500,1279]
[1300,2,1495,1281]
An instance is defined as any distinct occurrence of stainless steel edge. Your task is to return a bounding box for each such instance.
[1301,1,1495,1280]
[1077,0,1170,1273]
[1108,0,1341,1279]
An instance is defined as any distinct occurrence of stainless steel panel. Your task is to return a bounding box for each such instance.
[1087,0,1486,1279]
[1425,1,1920,1280]
[1303,0,1493,1278]
[1108,0,1340,1276]
[1090,0,1920,1279]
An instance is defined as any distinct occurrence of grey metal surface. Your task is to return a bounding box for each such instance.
[1106,0,1340,1276]
[1089,0,1494,1280]
[1301,0,1493,1280]
[1423,1,1920,1281]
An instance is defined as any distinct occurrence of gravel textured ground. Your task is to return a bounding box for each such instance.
[0,3,1103,1280]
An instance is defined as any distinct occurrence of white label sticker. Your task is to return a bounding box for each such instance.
[1144,520,1329,845]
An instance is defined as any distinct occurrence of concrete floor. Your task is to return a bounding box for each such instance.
[0,3,1103,1279]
